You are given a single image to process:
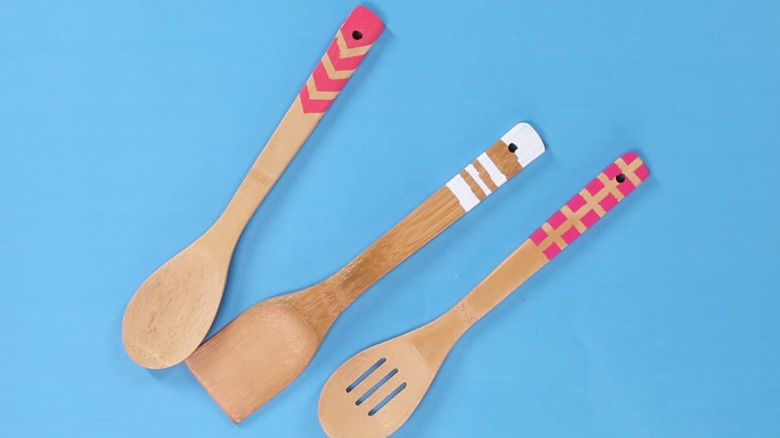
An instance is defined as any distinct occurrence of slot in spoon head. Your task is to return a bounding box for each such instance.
[122,240,229,369]
[319,334,440,438]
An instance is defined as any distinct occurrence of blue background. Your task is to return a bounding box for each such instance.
[2,0,779,437]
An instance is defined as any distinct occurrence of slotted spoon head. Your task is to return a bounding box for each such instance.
[319,333,443,438]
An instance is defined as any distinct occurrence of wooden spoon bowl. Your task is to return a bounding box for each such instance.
[121,6,385,369]
[122,237,230,368]
[319,330,440,438]
[318,153,650,437]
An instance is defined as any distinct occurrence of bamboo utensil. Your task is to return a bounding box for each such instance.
[185,123,546,423]
[122,6,385,369]
[318,153,650,438]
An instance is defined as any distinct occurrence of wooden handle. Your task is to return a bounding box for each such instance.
[327,123,546,307]
[207,7,384,247]
[452,153,650,326]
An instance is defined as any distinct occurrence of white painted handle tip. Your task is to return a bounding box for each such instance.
[501,123,545,168]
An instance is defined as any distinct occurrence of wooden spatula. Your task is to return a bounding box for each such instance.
[185,123,546,423]
[318,153,650,438]
[122,7,384,369]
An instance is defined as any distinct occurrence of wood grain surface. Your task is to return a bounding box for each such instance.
[122,6,385,369]
[318,153,649,438]
[185,123,546,423]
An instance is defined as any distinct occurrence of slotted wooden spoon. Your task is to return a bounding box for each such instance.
[318,153,650,438]
[122,6,384,369]
[185,123,546,423]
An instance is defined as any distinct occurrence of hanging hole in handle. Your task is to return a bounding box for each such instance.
[615,173,626,183]
[507,143,518,153]
[352,30,363,40]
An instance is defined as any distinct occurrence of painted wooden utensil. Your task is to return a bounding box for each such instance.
[318,153,650,438]
[122,6,385,369]
[185,123,546,423]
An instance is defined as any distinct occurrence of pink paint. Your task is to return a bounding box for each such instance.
[566,194,587,212]
[340,5,384,47]
[312,62,349,92]
[543,243,562,260]
[298,6,384,114]
[599,193,618,212]
[549,210,567,229]
[621,151,639,165]
[561,226,581,245]
[530,153,650,261]
[635,163,650,181]
[327,42,366,71]
[530,228,548,245]
[618,179,637,196]
[299,85,333,113]
[580,209,600,228]
[604,163,621,179]
[585,178,604,196]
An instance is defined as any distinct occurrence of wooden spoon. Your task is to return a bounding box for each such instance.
[122,6,385,369]
[318,153,650,438]
[185,123,546,423]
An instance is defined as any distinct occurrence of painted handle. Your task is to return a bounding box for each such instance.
[207,7,384,247]
[329,123,546,307]
[299,6,384,113]
[454,153,650,324]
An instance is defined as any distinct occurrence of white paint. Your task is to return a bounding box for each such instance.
[500,123,546,168]
[446,124,544,213]
[446,175,480,212]
[476,153,507,187]
[465,164,492,196]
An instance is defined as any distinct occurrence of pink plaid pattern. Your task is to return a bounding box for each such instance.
[543,243,562,259]
[599,193,618,212]
[528,153,649,260]
[567,194,587,212]
[581,210,601,228]
[585,178,604,195]
[561,226,581,244]
[549,211,567,228]
[530,228,548,245]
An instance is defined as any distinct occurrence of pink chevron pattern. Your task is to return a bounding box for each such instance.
[298,6,384,114]
[530,152,650,260]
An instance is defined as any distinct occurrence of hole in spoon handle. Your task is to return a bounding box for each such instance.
[298,6,385,114]
[529,152,650,260]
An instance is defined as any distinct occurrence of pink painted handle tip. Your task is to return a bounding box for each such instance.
[530,153,650,260]
[341,6,384,46]
[298,6,384,114]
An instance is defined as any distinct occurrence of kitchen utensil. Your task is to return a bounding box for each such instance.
[186,123,546,422]
[122,6,385,369]
[318,152,649,438]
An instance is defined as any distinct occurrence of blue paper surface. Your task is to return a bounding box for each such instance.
[1,0,779,436]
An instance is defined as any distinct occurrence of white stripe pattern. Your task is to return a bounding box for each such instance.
[446,176,479,212]
[477,153,507,186]
[446,153,507,212]
[465,164,492,196]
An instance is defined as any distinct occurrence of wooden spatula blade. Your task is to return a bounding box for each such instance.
[185,297,322,423]
[188,123,546,423]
